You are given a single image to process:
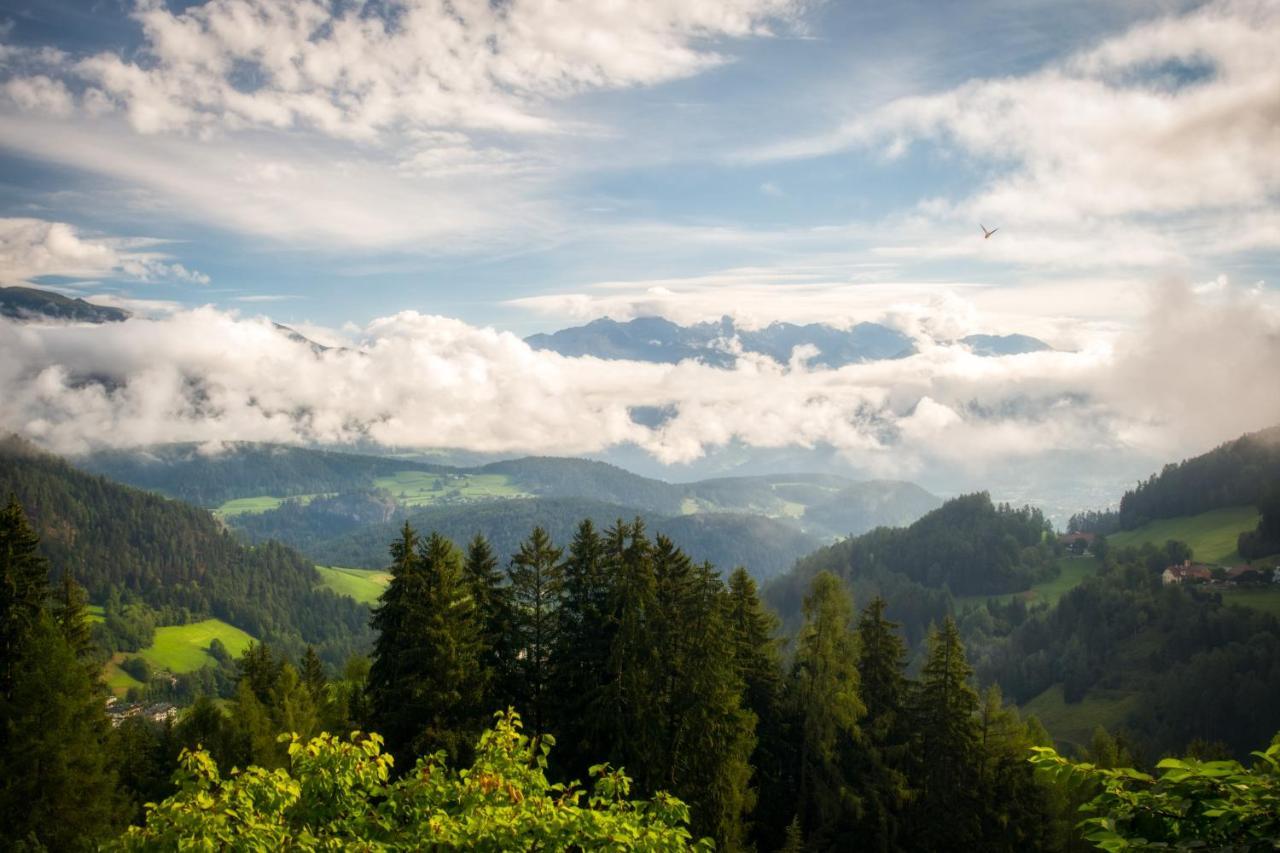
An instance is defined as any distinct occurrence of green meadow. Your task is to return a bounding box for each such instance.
[316,565,391,605]
[102,619,253,696]
[372,471,528,507]
[1020,684,1142,752]
[1106,505,1260,565]
[1220,586,1280,618]
[955,555,1100,611]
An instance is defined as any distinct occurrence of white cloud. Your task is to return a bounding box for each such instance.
[0,218,210,286]
[10,0,798,140]
[2,280,1275,483]
[738,0,1280,262]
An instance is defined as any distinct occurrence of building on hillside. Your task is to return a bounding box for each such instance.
[1058,531,1097,554]
[1227,565,1269,584]
[1161,561,1213,585]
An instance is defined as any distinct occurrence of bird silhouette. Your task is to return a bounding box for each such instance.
[981,224,999,239]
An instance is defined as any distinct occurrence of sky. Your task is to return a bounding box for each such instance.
[1,0,1278,508]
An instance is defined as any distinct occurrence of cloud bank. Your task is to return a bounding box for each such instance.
[3,281,1276,484]
[0,218,209,286]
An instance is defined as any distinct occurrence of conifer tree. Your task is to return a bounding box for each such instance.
[909,616,981,851]
[368,526,482,765]
[602,519,660,773]
[508,526,564,736]
[725,567,788,849]
[548,518,613,775]
[0,499,119,851]
[790,571,864,848]
[52,572,97,666]
[851,596,911,852]
[300,646,327,699]
[0,497,49,692]
[463,532,514,709]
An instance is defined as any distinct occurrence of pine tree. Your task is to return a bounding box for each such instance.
[548,518,613,776]
[52,572,96,666]
[300,645,327,700]
[463,532,514,710]
[974,685,1052,851]
[909,616,981,851]
[601,519,660,775]
[724,567,787,849]
[0,500,119,851]
[508,526,564,737]
[368,526,482,765]
[0,497,49,693]
[790,570,864,848]
[851,596,911,852]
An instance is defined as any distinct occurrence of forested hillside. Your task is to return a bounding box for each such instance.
[76,442,941,541]
[76,442,447,506]
[1117,425,1280,528]
[297,496,823,580]
[0,436,368,663]
[970,545,1280,758]
[768,493,1055,633]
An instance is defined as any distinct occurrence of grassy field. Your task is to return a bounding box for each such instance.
[87,604,105,623]
[372,471,527,507]
[215,493,328,518]
[955,555,1100,610]
[1220,586,1280,618]
[1106,505,1260,565]
[1021,684,1142,752]
[316,565,391,605]
[100,618,255,696]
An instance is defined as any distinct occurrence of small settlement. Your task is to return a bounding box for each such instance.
[1161,559,1278,586]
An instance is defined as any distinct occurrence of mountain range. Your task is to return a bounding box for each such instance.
[525,315,1052,366]
[0,285,130,323]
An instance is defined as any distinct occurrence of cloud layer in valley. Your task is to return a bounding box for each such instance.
[3,280,1276,490]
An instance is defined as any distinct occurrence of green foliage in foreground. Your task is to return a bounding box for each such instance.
[112,710,709,851]
[1031,737,1280,851]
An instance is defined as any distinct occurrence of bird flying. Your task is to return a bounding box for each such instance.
[981,224,999,239]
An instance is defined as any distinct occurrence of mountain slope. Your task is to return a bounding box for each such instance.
[0,285,129,323]
[77,442,450,507]
[0,436,368,663]
[525,316,915,367]
[302,496,822,581]
[1118,425,1280,528]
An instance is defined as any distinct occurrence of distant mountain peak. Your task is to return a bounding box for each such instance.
[526,315,916,368]
[958,333,1053,356]
[0,285,130,324]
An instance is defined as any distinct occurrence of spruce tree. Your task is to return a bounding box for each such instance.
[0,497,49,693]
[548,518,613,776]
[507,526,563,737]
[724,567,791,851]
[300,645,327,700]
[909,616,981,851]
[52,572,96,666]
[0,500,119,851]
[790,570,864,848]
[850,596,912,852]
[368,527,482,765]
[601,519,660,774]
[463,532,514,710]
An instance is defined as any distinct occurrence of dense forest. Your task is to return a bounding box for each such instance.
[5,497,1277,851]
[0,436,369,664]
[1116,425,1280,528]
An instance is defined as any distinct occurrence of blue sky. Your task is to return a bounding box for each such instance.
[1,0,1278,501]
[3,0,1271,336]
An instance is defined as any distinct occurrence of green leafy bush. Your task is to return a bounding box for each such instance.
[112,710,710,851]
[1030,737,1280,850]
